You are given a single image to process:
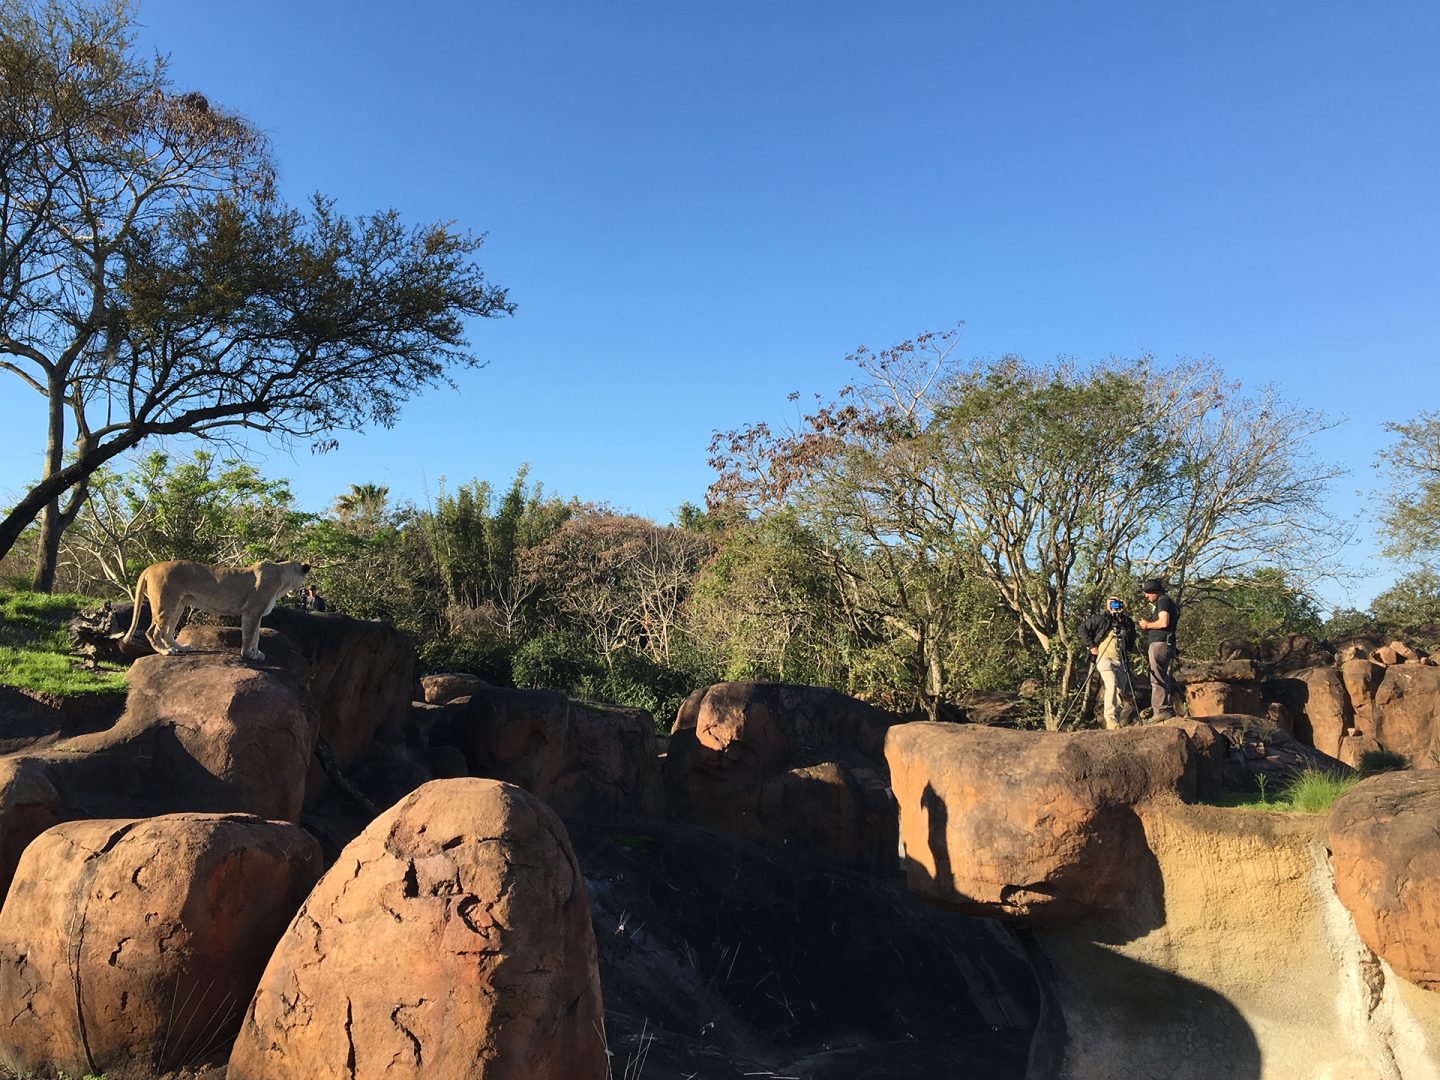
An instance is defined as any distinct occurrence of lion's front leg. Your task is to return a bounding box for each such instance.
[239,607,265,661]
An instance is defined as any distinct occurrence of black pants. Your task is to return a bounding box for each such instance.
[1147,641,1176,719]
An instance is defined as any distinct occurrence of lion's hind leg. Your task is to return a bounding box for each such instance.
[149,594,194,655]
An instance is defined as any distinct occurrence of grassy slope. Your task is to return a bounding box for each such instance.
[0,589,127,696]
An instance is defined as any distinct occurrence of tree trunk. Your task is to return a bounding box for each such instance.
[29,383,68,592]
[0,431,144,573]
[30,477,89,592]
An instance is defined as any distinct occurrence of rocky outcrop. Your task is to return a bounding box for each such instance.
[550,701,663,820]
[261,606,417,768]
[1281,665,1352,757]
[1341,656,1381,734]
[888,722,1440,1079]
[0,814,320,1078]
[1180,659,1265,717]
[885,723,1195,922]
[1030,803,1440,1080]
[0,649,315,900]
[427,687,662,823]
[229,779,606,1080]
[1329,770,1440,991]
[0,757,62,903]
[419,672,490,705]
[1371,666,1440,767]
[665,682,900,874]
[1178,714,1353,793]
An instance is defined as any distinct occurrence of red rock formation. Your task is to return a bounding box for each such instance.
[260,606,418,769]
[419,671,490,705]
[1371,666,1440,767]
[1329,769,1440,991]
[549,700,663,820]
[1181,659,1265,717]
[664,682,900,874]
[885,723,1195,922]
[1289,665,1352,757]
[0,814,320,1078]
[0,648,315,901]
[229,779,606,1080]
[428,687,662,823]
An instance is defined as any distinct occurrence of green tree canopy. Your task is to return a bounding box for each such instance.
[1377,411,1440,570]
[0,1,512,588]
[711,328,1344,721]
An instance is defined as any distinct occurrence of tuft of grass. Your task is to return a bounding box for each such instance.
[1283,769,1361,813]
[0,589,128,696]
[1205,768,1360,814]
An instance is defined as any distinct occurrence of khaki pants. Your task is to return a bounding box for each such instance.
[1148,641,1176,719]
[1096,655,1126,728]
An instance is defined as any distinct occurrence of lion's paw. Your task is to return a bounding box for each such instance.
[243,649,266,662]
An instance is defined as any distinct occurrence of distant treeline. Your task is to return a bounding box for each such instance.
[7,339,1437,726]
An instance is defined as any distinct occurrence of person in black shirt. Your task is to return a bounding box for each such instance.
[1136,579,1179,720]
[1078,595,1137,728]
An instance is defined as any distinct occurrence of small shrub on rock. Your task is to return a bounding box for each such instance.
[1357,748,1408,776]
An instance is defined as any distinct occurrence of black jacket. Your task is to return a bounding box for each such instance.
[1079,610,1136,653]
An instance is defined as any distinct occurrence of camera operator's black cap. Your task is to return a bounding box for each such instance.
[1140,579,1166,594]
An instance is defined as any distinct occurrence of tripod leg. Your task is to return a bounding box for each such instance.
[1119,657,1141,725]
[1057,662,1097,730]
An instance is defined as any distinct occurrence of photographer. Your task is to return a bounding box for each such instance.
[1137,578,1179,720]
[1079,595,1137,729]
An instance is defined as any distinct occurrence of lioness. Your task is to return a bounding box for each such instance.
[121,559,311,661]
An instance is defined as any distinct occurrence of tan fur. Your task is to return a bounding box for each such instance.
[121,559,310,661]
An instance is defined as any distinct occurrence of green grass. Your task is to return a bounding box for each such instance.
[0,589,128,696]
[1204,768,1361,813]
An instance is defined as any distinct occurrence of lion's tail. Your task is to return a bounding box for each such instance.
[120,568,147,644]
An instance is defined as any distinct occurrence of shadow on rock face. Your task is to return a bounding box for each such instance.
[1021,930,1262,1080]
[572,819,1041,1080]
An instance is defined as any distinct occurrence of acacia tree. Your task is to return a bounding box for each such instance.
[1377,411,1440,569]
[711,328,1344,722]
[0,2,513,587]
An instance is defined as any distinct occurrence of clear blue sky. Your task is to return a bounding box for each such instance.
[2,1,1436,609]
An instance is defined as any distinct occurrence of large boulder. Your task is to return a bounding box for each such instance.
[66,649,314,821]
[885,723,1195,923]
[1283,665,1352,757]
[419,672,490,705]
[0,648,316,902]
[1180,714,1353,793]
[0,814,320,1078]
[665,682,900,874]
[1179,659,1265,717]
[429,688,662,822]
[549,701,663,820]
[1024,802,1440,1080]
[0,758,63,902]
[1372,665,1440,767]
[1329,770,1440,990]
[260,607,417,769]
[434,687,570,795]
[229,779,606,1080]
[1340,657,1381,731]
